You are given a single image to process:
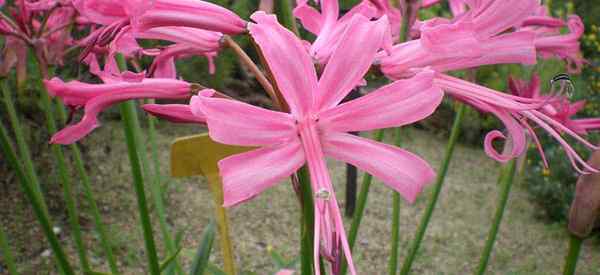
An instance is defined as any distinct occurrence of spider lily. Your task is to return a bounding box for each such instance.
[294,0,391,63]
[378,0,540,78]
[433,73,599,174]
[44,64,197,144]
[196,12,440,274]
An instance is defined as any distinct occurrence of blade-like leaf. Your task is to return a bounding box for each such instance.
[189,221,216,275]
[160,246,184,273]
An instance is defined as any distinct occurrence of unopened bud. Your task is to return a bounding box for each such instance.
[568,150,600,238]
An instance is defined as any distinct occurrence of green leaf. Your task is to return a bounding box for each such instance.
[206,263,226,275]
[160,246,184,273]
[189,221,216,275]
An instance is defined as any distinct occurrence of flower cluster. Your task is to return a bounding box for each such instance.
[2,0,595,273]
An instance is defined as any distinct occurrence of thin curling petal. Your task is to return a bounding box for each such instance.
[72,0,128,25]
[136,27,223,49]
[142,104,206,124]
[316,15,389,110]
[464,0,540,38]
[135,0,247,35]
[322,132,435,203]
[195,96,297,147]
[319,70,443,132]
[221,142,305,207]
[248,11,318,117]
[293,0,324,34]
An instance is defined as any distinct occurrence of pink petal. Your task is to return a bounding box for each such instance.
[221,142,305,207]
[321,132,435,203]
[465,0,539,38]
[293,0,324,34]
[194,96,297,147]
[135,0,247,35]
[142,104,206,124]
[316,15,389,110]
[318,70,443,132]
[248,11,318,117]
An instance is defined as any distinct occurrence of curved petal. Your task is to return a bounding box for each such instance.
[316,15,389,110]
[293,0,324,34]
[248,11,318,117]
[221,142,305,207]
[321,132,435,203]
[194,95,297,147]
[318,70,443,132]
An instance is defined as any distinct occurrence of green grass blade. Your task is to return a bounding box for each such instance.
[475,159,517,275]
[399,103,466,275]
[160,246,184,273]
[1,78,47,215]
[189,221,216,275]
[0,222,19,275]
[0,121,74,275]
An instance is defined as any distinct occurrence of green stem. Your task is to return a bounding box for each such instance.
[274,0,299,35]
[298,165,315,275]
[399,103,466,275]
[0,121,74,275]
[340,129,386,275]
[475,158,517,275]
[0,222,19,275]
[37,68,91,273]
[56,105,120,275]
[1,78,47,215]
[388,128,403,275]
[562,234,583,275]
[115,55,161,275]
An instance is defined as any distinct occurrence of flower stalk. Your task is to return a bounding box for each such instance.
[389,128,403,275]
[399,102,466,275]
[562,234,583,275]
[115,54,161,275]
[0,222,19,275]
[475,158,517,275]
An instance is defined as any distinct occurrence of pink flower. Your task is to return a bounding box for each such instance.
[44,71,193,144]
[294,0,390,63]
[379,0,540,78]
[433,73,598,173]
[508,75,600,136]
[196,12,441,274]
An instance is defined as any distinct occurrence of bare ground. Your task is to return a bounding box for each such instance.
[1,120,599,274]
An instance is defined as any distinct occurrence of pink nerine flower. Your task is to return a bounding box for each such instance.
[508,75,600,136]
[433,73,598,173]
[196,12,441,274]
[45,72,193,144]
[379,0,539,78]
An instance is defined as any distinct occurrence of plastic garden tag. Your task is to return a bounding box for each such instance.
[170,133,253,275]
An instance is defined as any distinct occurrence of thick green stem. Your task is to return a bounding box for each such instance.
[298,166,315,275]
[115,55,161,275]
[0,122,74,275]
[37,68,91,273]
[399,103,466,275]
[388,128,403,275]
[562,234,583,275]
[0,222,19,275]
[56,105,121,274]
[1,78,47,214]
[475,158,517,275]
[339,130,386,275]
